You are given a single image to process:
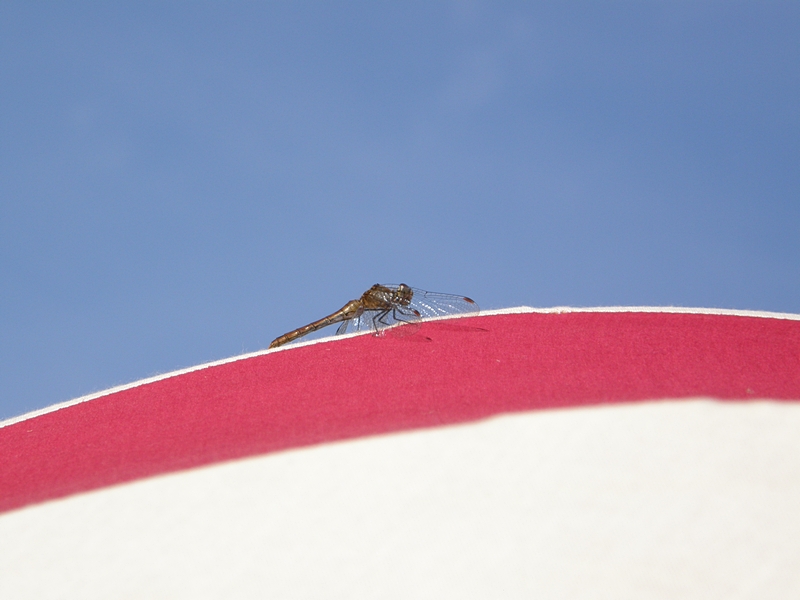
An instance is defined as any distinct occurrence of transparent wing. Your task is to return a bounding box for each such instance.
[334,285,478,336]
[336,313,375,335]
[335,306,420,335]
[408,287,479,319]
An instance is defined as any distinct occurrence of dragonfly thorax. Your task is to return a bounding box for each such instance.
[362,283,413,309]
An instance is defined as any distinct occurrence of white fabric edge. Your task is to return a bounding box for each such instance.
[480,305,800,320]
[2,305,797,429]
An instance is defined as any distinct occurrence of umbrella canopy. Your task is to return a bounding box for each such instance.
[2,307,799,598]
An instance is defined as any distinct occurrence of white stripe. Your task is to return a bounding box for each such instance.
[2,399,799,599]
[3,305,798,428]
[480,305,800,319]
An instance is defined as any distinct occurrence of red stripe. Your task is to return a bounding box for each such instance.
[2,311,799,513]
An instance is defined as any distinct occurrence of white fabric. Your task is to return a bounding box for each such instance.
[2,399,799,599]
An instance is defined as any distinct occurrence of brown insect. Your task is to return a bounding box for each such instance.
[269,283,478,348]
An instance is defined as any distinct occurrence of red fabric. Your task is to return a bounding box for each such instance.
[2,311,799,514]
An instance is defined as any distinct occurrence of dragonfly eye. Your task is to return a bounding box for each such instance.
[394,284,413,305]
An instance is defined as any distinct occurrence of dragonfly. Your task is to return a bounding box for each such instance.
[269,283,478,349]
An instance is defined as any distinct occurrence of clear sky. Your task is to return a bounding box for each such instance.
[1,2,798,420]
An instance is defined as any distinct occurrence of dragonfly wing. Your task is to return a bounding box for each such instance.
[341,308,420,333]
[332,285,478,336]
[336,312,375,335]
[388,305,422,324]
[409,288,479,319]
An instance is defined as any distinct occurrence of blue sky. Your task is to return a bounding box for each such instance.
[1,2,798,420]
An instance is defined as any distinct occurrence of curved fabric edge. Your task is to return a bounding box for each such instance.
[2,305,798,429]
[1,309,799,514]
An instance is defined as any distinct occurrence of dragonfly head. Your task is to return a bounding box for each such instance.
[394,283,414,306]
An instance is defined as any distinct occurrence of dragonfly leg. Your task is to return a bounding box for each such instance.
[372,310,392,331]
[392,307,419,324]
